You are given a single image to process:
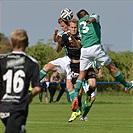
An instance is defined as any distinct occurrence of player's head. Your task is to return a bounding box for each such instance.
[10,29,29,50]
[68,18,78,35]
[58,18,69,32]
[77,9,89,19]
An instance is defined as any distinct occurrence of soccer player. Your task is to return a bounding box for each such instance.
[57,18,98,122]
[57,18,83,122]
[40,17,73,92]
[80,61,102,121]
[0,29,41,133]
[72,9,133,109]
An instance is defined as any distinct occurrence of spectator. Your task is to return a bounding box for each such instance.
[49,72,61,103]
[39,75,49,104]
[55,74,70,103]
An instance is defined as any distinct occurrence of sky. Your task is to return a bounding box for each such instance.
[0,0,132,52]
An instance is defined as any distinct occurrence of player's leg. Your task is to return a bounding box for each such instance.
[80,67,97,121]
[5,111,26,133]
[40,63,57,80]
[81,89,97,121]
[55,86,65,102]
[39,87,43,102]
[43,86,49,104]
[106,62,133,91]
[74,47,93,98]
[78,88,83,112]
[64,87,71,102]
[95,44,133,91]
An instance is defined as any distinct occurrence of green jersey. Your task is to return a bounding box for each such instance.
[78,14,101,48]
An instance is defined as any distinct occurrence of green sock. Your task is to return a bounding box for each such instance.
[75,79,83,92]
[40,69,47,81]
[83,105,92,118]
[113,71,129,87]
[69,90,75,103]
[82,100,92,118]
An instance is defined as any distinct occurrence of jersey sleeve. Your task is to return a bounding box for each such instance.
[30,62,40,88]
[60,34,69,47]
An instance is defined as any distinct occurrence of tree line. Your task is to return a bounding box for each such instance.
[0,33,133,92]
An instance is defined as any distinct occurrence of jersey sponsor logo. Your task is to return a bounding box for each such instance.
[2,94,20,102]
[6,57,25,68]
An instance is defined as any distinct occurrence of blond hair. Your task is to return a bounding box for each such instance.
[68,18,78,26]
[10,29,29,50]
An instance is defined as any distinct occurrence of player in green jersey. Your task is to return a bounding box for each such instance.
[72,9,133,110]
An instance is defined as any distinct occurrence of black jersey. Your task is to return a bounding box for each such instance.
[60,33,81,60]
[0,52,40,113]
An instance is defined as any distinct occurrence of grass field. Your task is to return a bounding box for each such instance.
[0,92,132,133]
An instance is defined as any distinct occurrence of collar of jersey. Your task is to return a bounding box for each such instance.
[12,51,26,55]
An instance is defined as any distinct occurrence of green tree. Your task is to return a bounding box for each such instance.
[26,41,65,69]
[0,33,12,53]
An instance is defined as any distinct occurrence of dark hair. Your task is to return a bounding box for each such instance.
[77,9,89,19]
[58,17,69,25]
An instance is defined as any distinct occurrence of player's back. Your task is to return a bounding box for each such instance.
[0,52,39,112]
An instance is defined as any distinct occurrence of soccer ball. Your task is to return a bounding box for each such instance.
[60,8,73,21]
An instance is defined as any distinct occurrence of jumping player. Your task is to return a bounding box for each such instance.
[72,9,133,109]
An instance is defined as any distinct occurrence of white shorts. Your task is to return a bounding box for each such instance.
[49,56,71,79]
[80,44,112,70]
[82,82,97,97]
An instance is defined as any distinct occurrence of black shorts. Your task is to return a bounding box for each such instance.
[70,62,80,84]
[70,62,96,84]
[85,67,96,80]
[1,111,27,133]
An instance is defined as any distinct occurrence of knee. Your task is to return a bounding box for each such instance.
[66,80,73,91]
[89,82,97,89]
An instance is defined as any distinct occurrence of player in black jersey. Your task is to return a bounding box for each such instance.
[57,18,86,122]
[0,29,41,133]
[58,18,100,122]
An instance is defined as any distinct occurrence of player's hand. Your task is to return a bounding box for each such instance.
[57,36,62,43]
[54,28,59,34]
[67,31,72,37]
[71,98,78,111]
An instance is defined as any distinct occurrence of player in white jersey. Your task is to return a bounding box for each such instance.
[72,9,133,110]
[40,17,74,95]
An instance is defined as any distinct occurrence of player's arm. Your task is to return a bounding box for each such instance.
[86,13,100,24]
[29,62,41,103]
[67,31,81,49]
[94,61,102,78]
[53,28,59,42]
[56,34,68,52]
[56,42,63,53]
[29,86,41,103]
[97,68,102,79]
[70,35,81,49]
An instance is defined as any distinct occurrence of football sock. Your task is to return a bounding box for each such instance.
[75,79,83,92]
[40,69,47,81]
[82,100,92,118]
[69,89,75,103]
[83,105,92,118]
[113,71,130,87]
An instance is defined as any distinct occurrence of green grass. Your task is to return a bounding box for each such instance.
[0,92,133,133]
